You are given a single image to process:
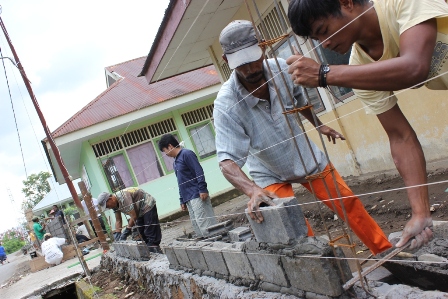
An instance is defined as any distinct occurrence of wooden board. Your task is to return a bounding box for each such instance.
[29,245,77,272]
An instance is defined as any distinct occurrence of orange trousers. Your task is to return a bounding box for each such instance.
[264,164,392,255]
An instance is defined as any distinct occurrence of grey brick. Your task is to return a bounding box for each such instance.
[207,220,234,236]
[163,243,179,267]
[127,243,140,259]
[247,251,288,286]
[280,239,351,297]
[172,241,195,268]
[228,227,252,242]
[201,241,230,276]
[246,197,307,245]
[222,242,255,280]
[185,241,211,271]
[137,244,151,260]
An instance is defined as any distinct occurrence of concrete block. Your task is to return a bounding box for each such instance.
[112,242,121,256]
[202,241,230,276]
[246,197,307,245]
[185,241,211,271]
[163,243,179,267]
[121,243,132,258]
[172,241,195,268]
[207,220,234,236]
[247,251,288,286]
[281,241,350,297]
[222,242,255,280]
[229,227,252,242]
[137,244,151,260]
[127,243,140,259]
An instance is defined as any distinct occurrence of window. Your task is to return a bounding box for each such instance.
[102,154,134,191]
[271,35,324,112]
[190,123,216,159]
[93,118,178,191]
[311,40,353,101]
[127,142,163,184]
[181,105,216,160]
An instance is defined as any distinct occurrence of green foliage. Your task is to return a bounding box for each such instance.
[63,206,78,216]
[21,171,52,211]
[2,235,25,254]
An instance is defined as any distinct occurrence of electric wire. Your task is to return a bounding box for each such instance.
[0,45,28,178]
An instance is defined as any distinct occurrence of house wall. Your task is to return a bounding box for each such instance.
[77,97,241,230]
[207,0,448,178]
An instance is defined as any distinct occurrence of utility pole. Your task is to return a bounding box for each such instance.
[0,16,84,212]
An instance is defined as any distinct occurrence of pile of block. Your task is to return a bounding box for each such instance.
[113,241,152,260]
[46,217,69,240]
[163,197,352,297]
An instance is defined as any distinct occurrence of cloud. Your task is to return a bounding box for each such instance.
[0,0,170,232]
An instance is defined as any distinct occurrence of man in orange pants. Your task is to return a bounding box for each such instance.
[214,20,391,255]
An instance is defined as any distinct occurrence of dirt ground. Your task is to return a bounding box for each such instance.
[89,270,156,299]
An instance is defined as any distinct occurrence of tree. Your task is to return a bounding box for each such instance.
[1,228,26,254]
[21,171,52,211]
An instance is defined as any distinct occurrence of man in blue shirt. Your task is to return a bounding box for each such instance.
[0,242,8,264]
[159,134,217,238]
[49,205,66,224]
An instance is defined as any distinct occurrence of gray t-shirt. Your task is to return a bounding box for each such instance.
[214,58,327,188]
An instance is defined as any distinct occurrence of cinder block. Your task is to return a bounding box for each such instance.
[202,242,230,276]
[163,243,179,267]
[207,220,234,236]
[172,241,195,268]
[113,242,121,256]
[185,241,211,271]
[137,244,151,260]
[247,251,288,286]
[246,197,307,245]
[280,238,351,297]
[229,227,252,242]
[121,243,132,258]
[127,243,140,259]
[222,242,255,280]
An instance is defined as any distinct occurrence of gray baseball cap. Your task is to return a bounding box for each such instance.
[97,192,111,211]
[219,20,263,69]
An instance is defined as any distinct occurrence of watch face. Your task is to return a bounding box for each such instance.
[323,65,330,73]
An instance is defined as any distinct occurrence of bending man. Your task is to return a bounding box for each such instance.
[97,188,162,253]
[286,0,448,249]
[214,20,392,255]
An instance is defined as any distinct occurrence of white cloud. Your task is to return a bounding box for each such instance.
[0,0,169,232]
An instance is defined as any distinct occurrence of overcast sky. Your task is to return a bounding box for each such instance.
[0,0,170,232]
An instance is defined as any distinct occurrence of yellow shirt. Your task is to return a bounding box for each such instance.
[349,0,448,114]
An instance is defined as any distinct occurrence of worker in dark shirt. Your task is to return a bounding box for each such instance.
[49,205,66,224]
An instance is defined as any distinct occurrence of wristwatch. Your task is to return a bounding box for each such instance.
[320,64,330,87]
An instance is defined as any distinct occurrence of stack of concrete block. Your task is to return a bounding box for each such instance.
[113,241,153,260]
[163,237,351,297]
[245,197,307,245]
[46,217,69,240]
[162,196,353,297]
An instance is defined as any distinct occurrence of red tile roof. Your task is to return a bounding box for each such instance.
[51,57,219,138]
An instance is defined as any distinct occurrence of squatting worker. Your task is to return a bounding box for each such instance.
[286,0,448,249]
[41,233,66,265]
[214,20,392,255]
[97,187,162,253]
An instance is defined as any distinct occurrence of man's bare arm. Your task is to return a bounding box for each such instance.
[299,108,345,144]
[287,19,437,91]
[219,159,276,223]
[114,211,123,232]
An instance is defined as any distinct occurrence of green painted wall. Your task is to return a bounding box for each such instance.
[77,97,250,230]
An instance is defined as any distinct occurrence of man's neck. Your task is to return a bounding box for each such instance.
[238,75,270,101]
[355,2,384,60]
